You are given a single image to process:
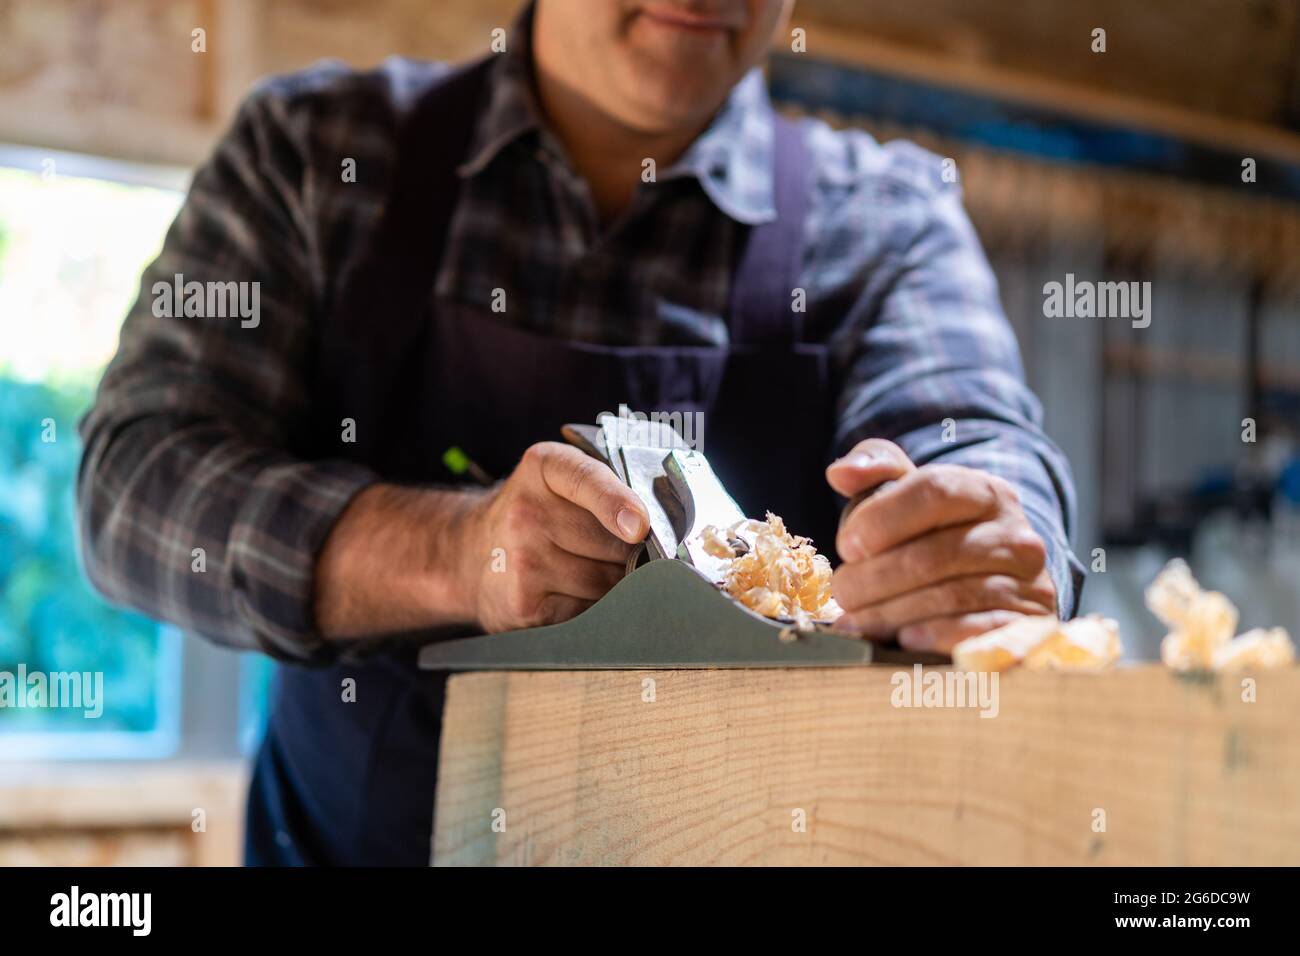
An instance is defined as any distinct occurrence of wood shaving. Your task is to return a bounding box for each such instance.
[1145,559,1294,672]
[694,512,842,629]
[1212,627,1296,671]
[952,614,1121,673]
[1145,559,1237,670]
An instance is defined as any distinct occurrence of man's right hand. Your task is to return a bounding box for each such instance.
[314,442,647,640]
[458,442,648,632]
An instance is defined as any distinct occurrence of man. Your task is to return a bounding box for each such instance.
[78,0,1082,865]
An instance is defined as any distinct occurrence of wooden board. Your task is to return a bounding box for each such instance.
[0,761,248,867]
[433,665,1300,865]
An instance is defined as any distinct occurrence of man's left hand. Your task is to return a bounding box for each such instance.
[827,438,1057,654]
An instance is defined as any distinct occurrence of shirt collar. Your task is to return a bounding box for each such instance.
[660,69,777,225]
[456,2,547,179]
[457,2,777,226]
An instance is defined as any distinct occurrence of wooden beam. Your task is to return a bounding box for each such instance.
[434,666,1300,865]
[783,19,1300,170]
[793,0,1300,129]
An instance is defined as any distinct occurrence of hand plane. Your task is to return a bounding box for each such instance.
[417,413,924,671]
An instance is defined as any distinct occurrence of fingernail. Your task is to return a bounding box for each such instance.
[840,533,864,562]
[844,452,876,469]
[898,626,933,651]
[617,508,643,540]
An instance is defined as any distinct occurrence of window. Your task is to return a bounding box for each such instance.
[0,146,204,759]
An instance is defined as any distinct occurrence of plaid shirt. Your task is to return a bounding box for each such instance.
[78,12,1083,663]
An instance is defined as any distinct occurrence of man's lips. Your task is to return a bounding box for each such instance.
[637,4,736,33]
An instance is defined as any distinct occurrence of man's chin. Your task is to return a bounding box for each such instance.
[612,80,729,135]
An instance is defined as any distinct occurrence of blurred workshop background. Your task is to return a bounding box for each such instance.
[1,0,1298,864]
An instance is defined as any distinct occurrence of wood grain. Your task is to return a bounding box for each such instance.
[433,666,1300,865]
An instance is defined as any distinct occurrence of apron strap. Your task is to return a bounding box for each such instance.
[318,66,811,460]
[728,112,812,348]
[316,57,493,459]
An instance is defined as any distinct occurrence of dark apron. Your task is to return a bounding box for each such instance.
[246,59,841,865]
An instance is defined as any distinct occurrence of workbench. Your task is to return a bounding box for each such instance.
[431,665,1300,865]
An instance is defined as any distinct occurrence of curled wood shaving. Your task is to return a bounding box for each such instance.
[953,614,1121,673]
[1146,559,1294,672]
[694,512,842,629]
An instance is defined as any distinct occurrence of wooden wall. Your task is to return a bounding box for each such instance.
[3,0,1299,166]
[0,0,519,166]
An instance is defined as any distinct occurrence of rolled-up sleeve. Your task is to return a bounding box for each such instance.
[829,146,1085,617]
[77,84,378,662]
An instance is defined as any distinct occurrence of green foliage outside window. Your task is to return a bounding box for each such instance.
[0,376,166,734]
[0,162,184,748]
